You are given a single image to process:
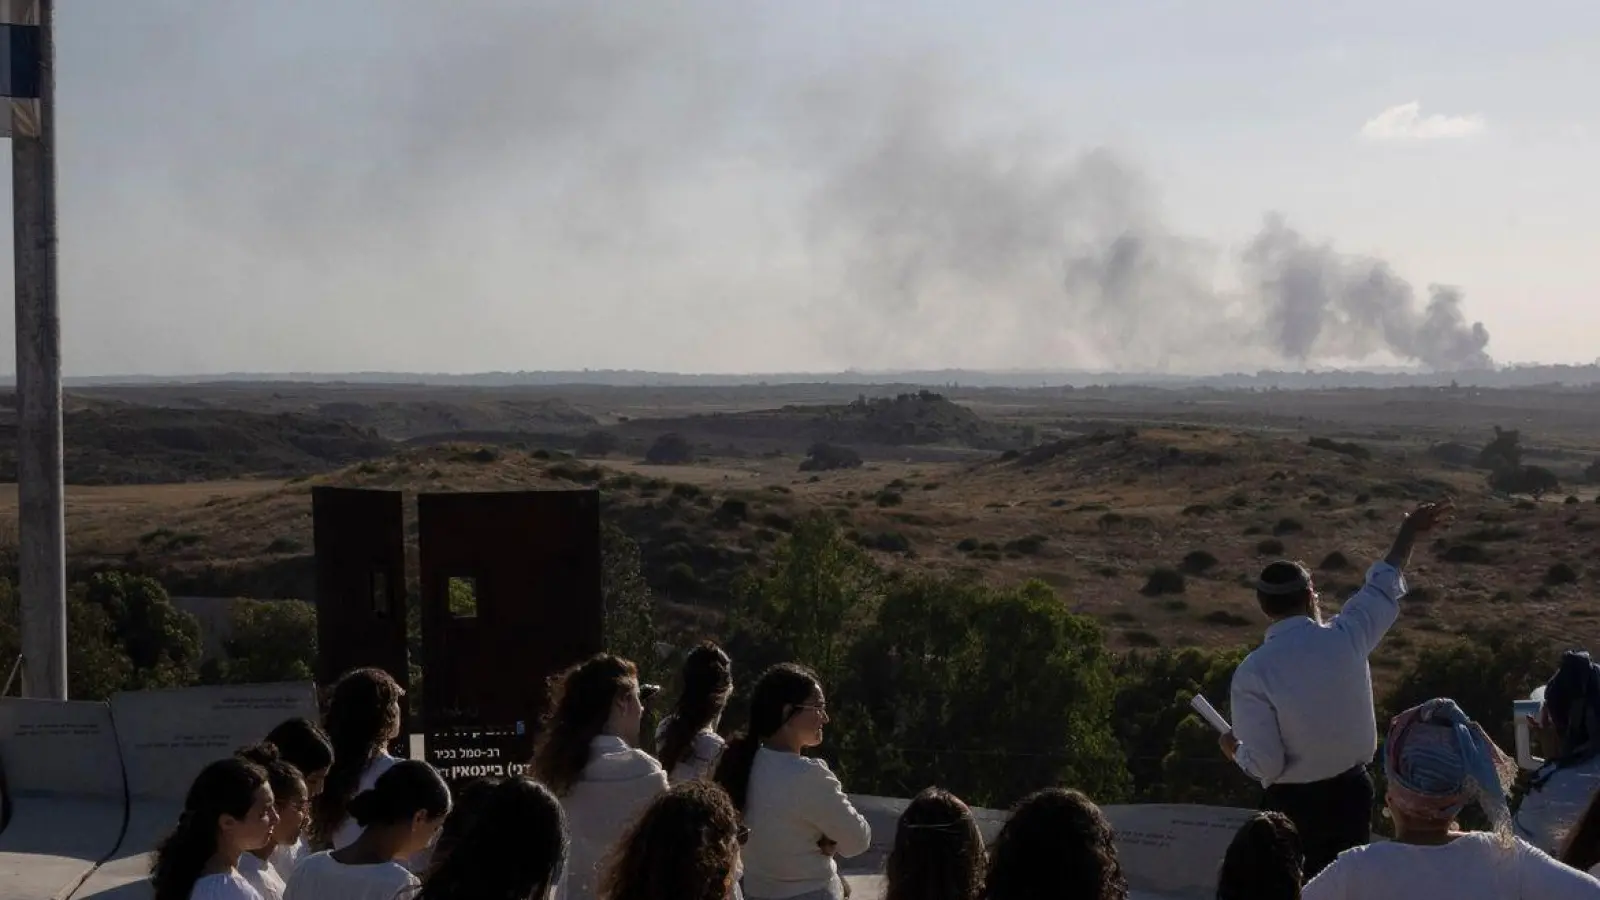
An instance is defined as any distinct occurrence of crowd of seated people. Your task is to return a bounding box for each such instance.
[146,633,1600,900]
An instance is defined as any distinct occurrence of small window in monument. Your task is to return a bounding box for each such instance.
[448,576,479,618]
[372,571,390,618]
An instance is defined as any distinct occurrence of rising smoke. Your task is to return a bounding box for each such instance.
[67,2,1493,374]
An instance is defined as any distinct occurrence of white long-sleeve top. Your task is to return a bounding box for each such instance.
[557,735,670,900]
[739,747,871,900]
[1230,561,1405,786]
[1302,833,1600,899]
[654,715,728,784]
[237,852,287,900]
[189,872,264,900]
[282,851,419,900]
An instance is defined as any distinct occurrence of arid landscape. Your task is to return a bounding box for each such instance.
[3,377,1598,693]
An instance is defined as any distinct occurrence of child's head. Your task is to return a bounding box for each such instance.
[150,758,277,900]
[264,716,334,798]
[1216,812,1303,900]
[237,743,309,849]
[346,759,454,859]
[886,787,986,900]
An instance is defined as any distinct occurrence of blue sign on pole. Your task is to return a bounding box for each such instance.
[0,23,39,100]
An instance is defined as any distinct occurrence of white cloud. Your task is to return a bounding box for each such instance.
[1360,102,1485,142]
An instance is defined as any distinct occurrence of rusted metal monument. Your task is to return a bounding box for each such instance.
[311,487,603,784]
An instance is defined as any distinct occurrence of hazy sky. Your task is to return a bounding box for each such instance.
[5,1,1596,375]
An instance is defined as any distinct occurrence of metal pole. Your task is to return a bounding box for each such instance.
[13,0,64,700]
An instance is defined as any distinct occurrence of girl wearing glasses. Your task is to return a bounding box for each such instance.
[715,663,870,900]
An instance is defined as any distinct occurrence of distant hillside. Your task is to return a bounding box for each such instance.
[0,406,394,484]
[615,391,1027,455]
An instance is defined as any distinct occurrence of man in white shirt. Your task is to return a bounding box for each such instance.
[1219,500,1450,878]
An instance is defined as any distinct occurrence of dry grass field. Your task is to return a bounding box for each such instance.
[7,410,1594,694]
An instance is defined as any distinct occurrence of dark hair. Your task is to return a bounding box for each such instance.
[1560,785,1600,874]
[602,780,741,900]
[1217,812,1302,900]
[347,759,452,829]
[533,654,639,795]
[659,642,733,771]
[714,663,820,813]
[150,758,268,900]
[423,776,503,879]
[981,788,1127,900]
[1256,562,1312,618]
[312,667,404,848]
[886,787,986,900]
[237,743,307,806]
[265,717,334,778]
[417,777,567,900]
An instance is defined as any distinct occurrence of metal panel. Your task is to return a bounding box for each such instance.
[311,486,410,752]
[418,490,603,784]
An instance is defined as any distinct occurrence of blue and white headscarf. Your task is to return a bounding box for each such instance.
[1384,697,1515,838]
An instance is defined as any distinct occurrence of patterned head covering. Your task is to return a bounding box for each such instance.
[1384,698,1515,836]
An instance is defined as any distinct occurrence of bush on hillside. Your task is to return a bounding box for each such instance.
[1179,551,1218,574]
[1140,568,1187,596]
[799,443,863,472]
[645,433,695,465]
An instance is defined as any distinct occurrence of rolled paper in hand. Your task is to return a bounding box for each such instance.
[1190,694,1232,733]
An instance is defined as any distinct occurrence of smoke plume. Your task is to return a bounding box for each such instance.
[59,2,1493,374]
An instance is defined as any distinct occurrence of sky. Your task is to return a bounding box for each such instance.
[3,0,1596,376]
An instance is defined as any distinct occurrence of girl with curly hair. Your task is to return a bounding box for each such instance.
[261,718,333,876]
[532,653,668,900]
[415,776,568,900]
[656,642,734,784]
[234,744,309,900]
[884,787,986,900]
[309,668,405,853]
[602,780,746,900]
[980,788,1127,900]
[150,757,278,900]
[1217,812,1302,900]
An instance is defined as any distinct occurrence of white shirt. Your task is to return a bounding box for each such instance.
[332,752,400,851]
[283,851,419,900]
[740,747,871,900]
[654,716,728,784]
[1230,561,1404,786]
[557,735,670,900]
[238,852,287,900]
[269,838,307,877]
[1302,832,1600,900]
[190,872,264,900]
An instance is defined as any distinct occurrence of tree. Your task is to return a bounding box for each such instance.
[1380,630,1553,750]
[601,522,658,683]
[211,599,317,684]
[80,572,201,690]
[728,514,880,690]
[1112,646,1249,802]
[839,577,1130,807]
[798,443,863,472]
[1477,426,1522,471]
[1488,465,1561,499]
[644,433,694,465]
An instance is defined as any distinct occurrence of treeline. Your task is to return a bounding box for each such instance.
[0,517,1556,812]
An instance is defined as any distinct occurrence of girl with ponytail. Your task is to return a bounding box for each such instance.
[284,759,451,900]
[150,757,278,900]
[656,641,734,785]
[713,663,868,900]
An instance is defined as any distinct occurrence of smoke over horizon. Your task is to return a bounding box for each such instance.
[61,2,1494,375]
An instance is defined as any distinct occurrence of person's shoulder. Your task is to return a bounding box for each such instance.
[190,873,263,900]
[790,753,842,780]
[693,730,726,755]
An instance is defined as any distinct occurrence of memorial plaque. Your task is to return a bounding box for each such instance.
[312,486,411,755]
[418,490,603,785]
[0,698,124,800]
[110,682,319,802]
[1101,804,1254,897]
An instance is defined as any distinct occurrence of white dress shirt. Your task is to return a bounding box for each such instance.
[1302,833,1600,900]
[1230,561,1405,786]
